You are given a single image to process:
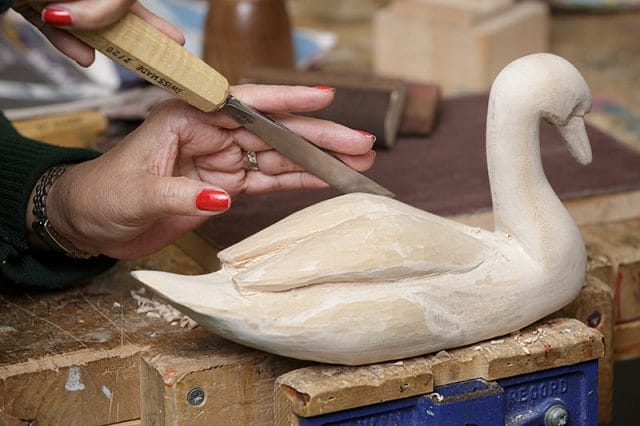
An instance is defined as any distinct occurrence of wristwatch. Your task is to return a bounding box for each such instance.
[31,164,94,259]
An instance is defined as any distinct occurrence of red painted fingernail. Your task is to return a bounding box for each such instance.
[313,85,335,92]
[356,130,377,142]
[42,8,73,26]
[196,189,230,212]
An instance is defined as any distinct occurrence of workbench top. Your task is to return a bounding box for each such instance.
[0,243,603,424]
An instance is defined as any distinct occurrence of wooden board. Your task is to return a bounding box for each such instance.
[274,318,603,423]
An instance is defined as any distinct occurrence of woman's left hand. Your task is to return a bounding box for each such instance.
[41,84,377,259]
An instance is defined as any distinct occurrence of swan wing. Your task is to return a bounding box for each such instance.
[230,211,490,293]
[220,193,397,268]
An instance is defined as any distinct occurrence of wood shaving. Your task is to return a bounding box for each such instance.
[514,334,533,354]
[434,350,451,359]
[130,288,198,330]
[517,343,531,355]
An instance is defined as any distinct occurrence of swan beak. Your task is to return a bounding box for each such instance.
[557,116,592,165]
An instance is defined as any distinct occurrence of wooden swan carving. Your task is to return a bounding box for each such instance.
[133,54,593,365]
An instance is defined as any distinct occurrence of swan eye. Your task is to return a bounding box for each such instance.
[570,100,592,118]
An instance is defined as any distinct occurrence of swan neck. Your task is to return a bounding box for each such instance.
[486,99,580,262]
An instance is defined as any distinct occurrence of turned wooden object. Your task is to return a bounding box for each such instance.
[203,0,295,84]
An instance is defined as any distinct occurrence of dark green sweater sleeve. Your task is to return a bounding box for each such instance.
[0,112,116,288]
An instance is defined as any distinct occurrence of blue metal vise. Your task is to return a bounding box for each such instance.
[299,360,598,425]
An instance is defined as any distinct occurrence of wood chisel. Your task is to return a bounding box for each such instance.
[59,11,394,197]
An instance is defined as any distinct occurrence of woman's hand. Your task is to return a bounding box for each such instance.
[39,85,377,259]
[13,0,184,66]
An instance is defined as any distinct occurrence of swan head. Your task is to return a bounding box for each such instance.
[490,53,592,165]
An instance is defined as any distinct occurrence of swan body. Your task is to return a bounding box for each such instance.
[133,53,593,365]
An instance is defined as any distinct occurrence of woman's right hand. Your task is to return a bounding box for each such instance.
[13,0,184,66]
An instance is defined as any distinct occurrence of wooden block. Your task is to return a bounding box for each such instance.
[0,346,142,425]
[140,342,308,424]
[0,244,204,425]
[553,275,615,425]
[614,319,640,361]
[582,219,640,323]
[240,68,409,148]
[242,67,442,139]
[374,1,549,95]
[393,0,514,26]
[274,318,603,423]
[173,231,221,273]
[452,190,640,231]
[11,109,108,148]
[400,83,441,135]
[474,1,550,88]
[274,357,434,421]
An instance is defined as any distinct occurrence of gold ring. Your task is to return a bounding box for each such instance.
[245,150,259,171]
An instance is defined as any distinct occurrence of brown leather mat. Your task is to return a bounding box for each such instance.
[199,94,640,248]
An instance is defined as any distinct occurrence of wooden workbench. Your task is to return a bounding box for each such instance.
[0,245,308,424]
[0,245,603,425]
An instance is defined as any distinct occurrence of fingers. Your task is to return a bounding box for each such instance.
[230,84,337,113]
[243,149,376,175]
[241,172,330,195]
[21,0,185,65]
[194,149,376,197]
[12,2,95,65]
[221,85,377,155]
[215,114,376,156]
[129,2,185,45]
[36,0,133,28]
[273,114,377,155]
[39,27,96,66]
[41,0,185,43]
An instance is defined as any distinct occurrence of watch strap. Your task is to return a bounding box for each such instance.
[31,164,94,259]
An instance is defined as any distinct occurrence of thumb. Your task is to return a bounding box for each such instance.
[144,176,231,217]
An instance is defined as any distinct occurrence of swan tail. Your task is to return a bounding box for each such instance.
[131,269,248,318]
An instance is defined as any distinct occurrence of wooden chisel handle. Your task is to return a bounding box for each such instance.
[71,12,230,111]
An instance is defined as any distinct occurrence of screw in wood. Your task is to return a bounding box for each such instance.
[187,387,205,406]
[586,311,602,328]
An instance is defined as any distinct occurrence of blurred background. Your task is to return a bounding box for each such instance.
[3,0,640,152]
